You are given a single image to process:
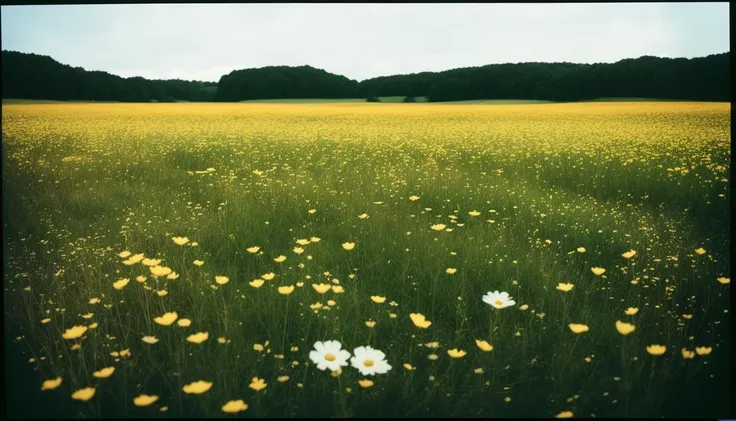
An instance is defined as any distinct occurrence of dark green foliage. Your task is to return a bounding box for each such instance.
[1,50,730,103]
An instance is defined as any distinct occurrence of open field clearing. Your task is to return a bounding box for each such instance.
[2,101,731,418]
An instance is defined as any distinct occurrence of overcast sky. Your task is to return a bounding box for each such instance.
[1,3,730,82]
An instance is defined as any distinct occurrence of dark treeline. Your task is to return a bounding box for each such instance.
[2,51,217,102]
[1,50,730,103]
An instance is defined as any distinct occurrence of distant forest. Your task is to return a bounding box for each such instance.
[1,50,730,103]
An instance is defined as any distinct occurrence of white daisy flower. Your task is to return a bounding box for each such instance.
[350,346,392,376]
[482,290,516,309]
[309,340,351,372]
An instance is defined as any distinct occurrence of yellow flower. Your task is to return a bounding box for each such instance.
[136,275,147,283]
[71,387,96,401]
[556,283,574,292]
[128,253,145,264]
[403,363,415,371]
[142,258,162,267]
[332,285,345,293]
[475,339,493,352]
[249,377,267,391]
[296,239,311,246]
[274,255,287,263]
[342,242,355,250]
[568,323,589,334]
[133,394,159,407]
[576,247,586,253]
[41,318,51,324]
[247,246,261,253]
[172,236,189,246]
[624,307,639,315]
[253,344,264,352]
[358,379,374,388]
[81,312,94,319]
[177,318,192,327]
[278,285,295,295]
[681,348,695,359]
[215,276,229,285]
[615,321,636,335]
[717,277,730,284]
[183,380,213,394]
[250,279,265,288]
[141,336,159,344]
[310,236,321,243]
[409,313,432,328]
[153,311,178,326]
[646,345,667,356]
[694,247,706,255]
[327,300,337,306]
[310,302,323,310]
[261,273,276,281]
[358,213,369,219]
[409,195,420,201]
[591,267,606,276]
[621,249,637,259]
[62,325,88,340]
[88,322,98,329]
[313,283,332,294]
[555,411,574,418]
[430,224,446,231]
[277,376,290,382]
[682,314,692,319]
[88,297,100,304]
[113,278,130,290]
[92,366,115,378]
[193,260,205,266]
[308,209,317,214]
[41,377,63,391]
[695,346,712,355]
[425,342,439,349]
[119,251,132,258]
[447,348,467,358]
[370,296,386,304]
[365,320,376,328]
[293,247,304,254]
[187,332,209,344]
[221,399,248,413]
[468,210,481,216]
[156,290,168,297]
[446,268,457,274]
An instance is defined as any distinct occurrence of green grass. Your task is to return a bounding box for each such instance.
[1,102,731,419]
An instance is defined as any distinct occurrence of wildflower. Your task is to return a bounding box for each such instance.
[142,258,162,267]
[313,283,332,294]
[62,325,88,340]
[187,332,209,344]
[250,279,265,288]
[274,255,287,263]
[41,377,63,391]
[482,291,516,309]
[576,247,586,253]
[309,340,351,371]
[646,345,667,356]
[447,348,467,358]
[695,346,712,355]
[119,251,132,258]
[193,260,204,266]
[409,196,420,201]
[475,339,493,352]
[113,278,130,290]
[403,363,415,371]
[358,379,374,388]
[681,348,695,359]
[172,236,189,246]
[716,277,730,284]
[615,321,636,335]
[351,346,392,375]
[71,387,96,401]
[133,394,159,406]
[153,312,177,326]
[222,400,248,413]
[215,276,229,285]
[468,210,481,216]
[261,273,275,281]
[278,285,295,295]
[342,242,355,251]
[365,320,376,328]
[183,380,213,394]
[568,324,589,334]
[556,283,574,292]
[624,307,639,315]
[694,247,706,255]
[430,224,446,231]
[249,377,267,391]
[247,246,260,253]
[141,336,159,344]
[370,296,386,304]
[409,313,432,328]
[621,250,637,259]
[446,268,457,274]
[591,267,606,276]
[555,411,574,418]
[177,318,191,327]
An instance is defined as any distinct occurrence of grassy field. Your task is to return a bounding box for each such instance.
[2,101,731,418]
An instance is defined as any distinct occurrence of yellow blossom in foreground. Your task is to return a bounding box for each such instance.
[342,242,355,250]
[187,332,209,344]
[172,236,189,246]
[313,283,332,294]
[253,344,264,352]
[261,273,276,281]
[695,346,712,355]
[250,279,265,288]
[215,276,230,285]
[409,313,432,328]
[446,348,466,358]
[308,209,317,214]
[62,325,88,340]
[555,411,574,418]
[154,312,178,326]
[133,394,159,407]
[475,339,493,352]
[274,255,287,263]
[41,377,63,391]
[177,318,191,327]
[621,249,637,259]
[193,260,204,266]
[247,246,261,254]
[277,376,290,383]
[403,363,415,371]
[365,320,376,328]
[88,297,100,304]
[616,321,636,335]
[625,307,639,315]
[646,345,667,356]
[41,318,51,324]
[119,251,132,259]
[568,323,589,334]
[694,247,706,255]
[371,296,386,304]
[716,277,730,284]
[278,285,295,295]
[332,285,345,293]
[409,195,420,201]
[141,336,159,344]
[591,267,606,276]
[446,268,457,274]
[681,348,695,359]
[183,380,213,394]
[249,377,267,391]
[468,210,481,216]
[556,283,574,292]
[576,247,586,253]
[92,367,115,378]
[113,278,130,290]
[142,258,162,267]
[430,224,446,231]
[358,379,374,388]
[222,399,248,413]
[71,387,96,401]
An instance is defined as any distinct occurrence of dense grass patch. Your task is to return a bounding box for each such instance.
[2,101,731,418]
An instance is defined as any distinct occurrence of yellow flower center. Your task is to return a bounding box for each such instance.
[363,359,375,367]
[494,300,504,306]
[325,353,336,362]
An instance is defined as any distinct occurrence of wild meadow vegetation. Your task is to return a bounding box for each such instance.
[2,101,731,418]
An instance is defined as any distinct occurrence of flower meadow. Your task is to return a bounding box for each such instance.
[1,101,731,418]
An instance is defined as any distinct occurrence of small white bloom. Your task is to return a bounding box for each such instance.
[350,346,392,376]
[482,290,516,309]
[309,340,351,372]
